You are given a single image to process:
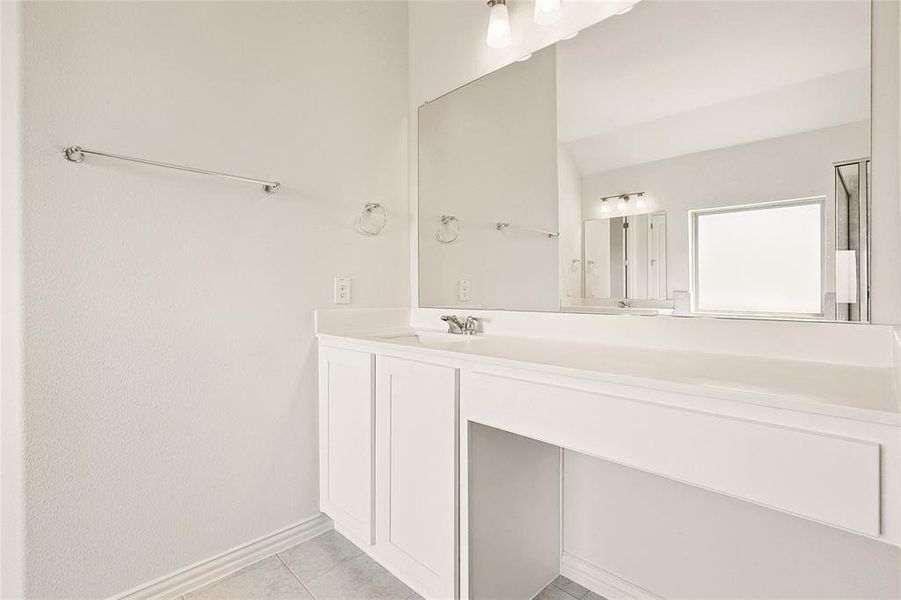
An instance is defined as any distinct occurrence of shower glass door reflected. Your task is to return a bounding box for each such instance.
[834,159,870,322]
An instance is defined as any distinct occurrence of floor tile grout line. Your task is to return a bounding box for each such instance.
[282,535,366,586]
[274,532,365,596]
[547,580,585,600]
[276,553,318,599]
[187,532,370,600]
[551,576,590,600]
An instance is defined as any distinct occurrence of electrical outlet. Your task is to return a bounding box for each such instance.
[334,276,351,305]
[458,279,471,302]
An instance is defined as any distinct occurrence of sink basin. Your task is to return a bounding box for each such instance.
[565,306,659,316]
[366,331,482,348]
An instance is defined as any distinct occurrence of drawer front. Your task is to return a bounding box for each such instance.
[319,345,375,543]
[465,370,881,536]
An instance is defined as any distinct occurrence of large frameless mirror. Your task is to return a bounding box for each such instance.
[418,0,871,321]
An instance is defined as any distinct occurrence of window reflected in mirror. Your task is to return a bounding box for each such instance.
[692,199,824,317]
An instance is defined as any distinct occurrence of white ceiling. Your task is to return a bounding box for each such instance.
[557,0,871,175]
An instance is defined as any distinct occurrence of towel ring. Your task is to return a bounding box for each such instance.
[436,215,460,244]
[358,202,387,236]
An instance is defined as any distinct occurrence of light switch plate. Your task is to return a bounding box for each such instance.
[458,279,471,302]
[334,276,351,304]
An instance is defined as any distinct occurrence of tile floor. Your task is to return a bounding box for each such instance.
[184,530,606,600]
[533,576,607,600]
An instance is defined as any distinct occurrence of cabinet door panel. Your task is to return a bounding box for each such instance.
[319,346,374,543]
[377,356,458,599]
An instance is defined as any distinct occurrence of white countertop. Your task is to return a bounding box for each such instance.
[317,329,901,426]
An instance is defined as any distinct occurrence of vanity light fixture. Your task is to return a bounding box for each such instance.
[600,191,648,212]
[486,0,512,49]
[534,0,562,26]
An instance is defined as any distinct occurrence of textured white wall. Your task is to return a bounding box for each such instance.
[1,1,25,597]
[870,0,901,324]
[19,2,409,597]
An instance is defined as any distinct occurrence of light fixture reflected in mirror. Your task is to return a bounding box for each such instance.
[486,0,512,48]
[600,191,649,213]
[534,0,562,26]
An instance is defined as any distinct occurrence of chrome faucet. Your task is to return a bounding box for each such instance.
[441,315,465,334]
[441,315,480,335]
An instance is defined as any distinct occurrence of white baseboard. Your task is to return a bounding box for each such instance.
[560,552,660,600]
[113,513,333,600]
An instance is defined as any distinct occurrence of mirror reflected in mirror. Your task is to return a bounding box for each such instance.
[419,0,871,322]
[578,211,667,314]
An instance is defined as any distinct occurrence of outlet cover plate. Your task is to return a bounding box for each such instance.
[334,276,351,304]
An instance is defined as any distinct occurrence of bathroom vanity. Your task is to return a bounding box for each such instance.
[316,309,901,600]
[317,2,901,597]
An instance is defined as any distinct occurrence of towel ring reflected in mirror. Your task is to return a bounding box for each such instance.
[436,215,461,244]
[358,202,387,236]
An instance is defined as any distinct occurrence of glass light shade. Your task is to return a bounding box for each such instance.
[487,3,512,48]
[600,200,610,213]
[636,195,646,208]
[617,197,626,210]
[534,0,562,26]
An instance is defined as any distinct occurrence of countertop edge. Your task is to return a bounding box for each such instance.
[316,332,901,428]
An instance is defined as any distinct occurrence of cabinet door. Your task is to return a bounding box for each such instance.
[376,356,458,599]
[319,345,375,544]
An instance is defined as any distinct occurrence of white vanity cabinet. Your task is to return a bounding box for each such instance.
[318,340,459,599]
[318,345,376,544]
[375,355,458,600]
[318,324,901,600]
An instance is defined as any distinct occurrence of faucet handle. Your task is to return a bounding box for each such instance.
[463,316,481,335]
